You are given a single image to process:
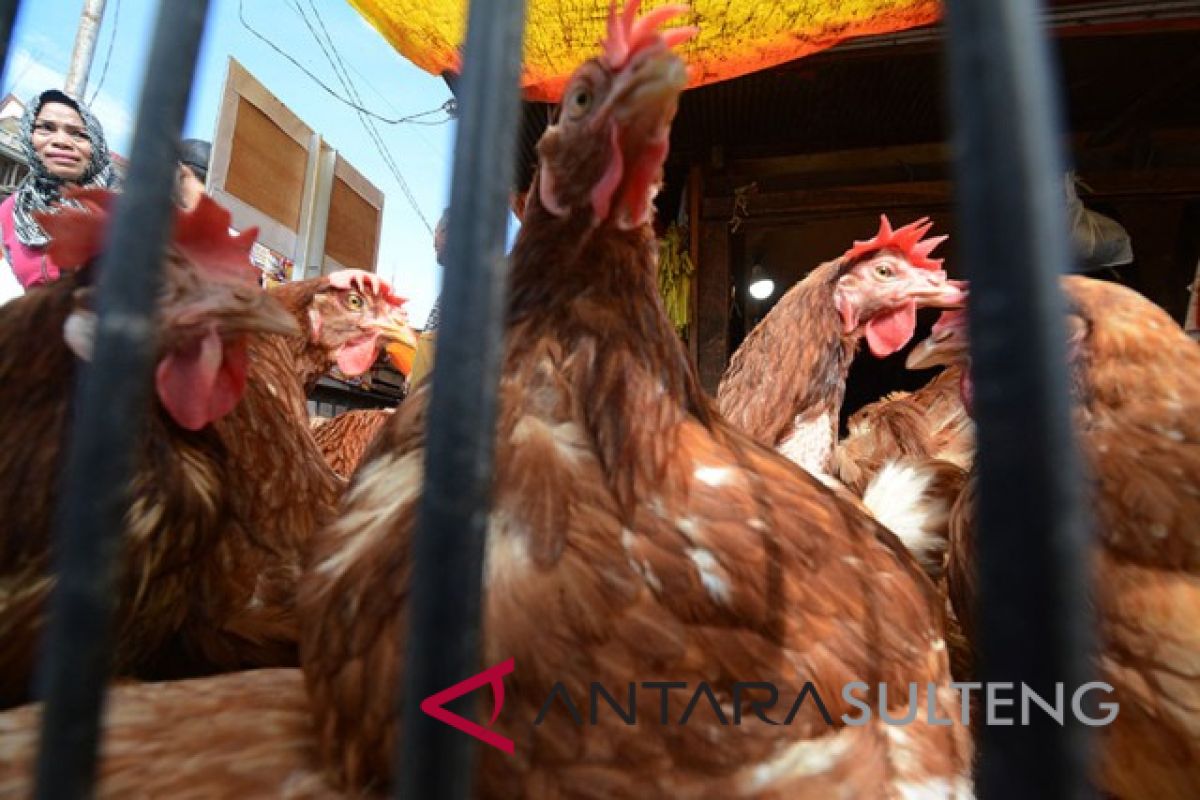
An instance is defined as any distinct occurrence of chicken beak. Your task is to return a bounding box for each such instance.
[608,47,689,141]
[385,340,417,377]
[590,48,687,228]
[906,312,969,370]
[910,275,968,309]
[369,313,418,349]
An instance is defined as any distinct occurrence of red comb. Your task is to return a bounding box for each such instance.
[36,188,117,270]
[327,268,405,306]
[172,194,260,287]
[35,189,259,286]
[602,1,696,71]
[842,215,948,272]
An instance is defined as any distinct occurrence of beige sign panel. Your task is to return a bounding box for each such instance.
[207,58,384,278]
[326,155,383,271]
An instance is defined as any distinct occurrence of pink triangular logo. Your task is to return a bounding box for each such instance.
[418,658,515,754]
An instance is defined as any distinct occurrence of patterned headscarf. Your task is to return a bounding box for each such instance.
[11,89,119,248]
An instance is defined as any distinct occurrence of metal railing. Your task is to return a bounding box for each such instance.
[0,0,18,82]
[396,1,526,796]
[943,1,1095,798]
[0,0,1093,798]
[19,1,213,797]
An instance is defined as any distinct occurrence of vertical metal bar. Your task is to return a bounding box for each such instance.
[0,0,22,83]
[941,1,1095,798]
[396,0,527,798]
[33,1,212,797]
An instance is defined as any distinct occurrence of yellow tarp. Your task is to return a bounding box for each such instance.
[348,0,942,102]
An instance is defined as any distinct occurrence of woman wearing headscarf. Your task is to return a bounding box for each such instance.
[0,89,119,290]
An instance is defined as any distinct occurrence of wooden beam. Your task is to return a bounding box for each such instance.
[723,143,952,182]
[702,180,952,220]
[702,130,1200,192]
[702,168,1200,220]
[1080,167,1200,197]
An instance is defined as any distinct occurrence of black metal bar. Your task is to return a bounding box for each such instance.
[32,1,212,797]
[941,2,1095,799]
[396,0,527,798]
[0,0,21,83]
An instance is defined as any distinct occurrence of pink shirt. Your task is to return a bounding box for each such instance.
[0,194,62,289]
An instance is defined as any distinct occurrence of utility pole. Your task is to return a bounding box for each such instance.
[64,0,107,99]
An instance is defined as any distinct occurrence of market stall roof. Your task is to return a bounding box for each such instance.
[346,0,942,102]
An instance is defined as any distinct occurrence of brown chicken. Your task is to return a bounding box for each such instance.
[835,365,974,497]
[0,191,302,706]
[276,271,410,480]
[916,277,1200,799]
[0,195,409,707]
[162,267,412,674]
[716,218,965,477]
[0,6,969,796]
[828,320,975,580]
[311,407,394,479]
[0,670,336,798]
[301,4,971,796]
[265,267,413,401]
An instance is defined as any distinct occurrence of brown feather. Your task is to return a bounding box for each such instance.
[0,670,348,798]
[943,276,1200,798]
[299,188,971,796]
[312,409,394,480]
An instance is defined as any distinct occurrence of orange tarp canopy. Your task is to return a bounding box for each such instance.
[347,0,942,102]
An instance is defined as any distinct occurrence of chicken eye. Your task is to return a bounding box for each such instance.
[874,263,895,279]
[345,292,364,311]
[566,86,593,119]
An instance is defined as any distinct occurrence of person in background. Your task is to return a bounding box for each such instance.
[0,89,119,290]
[407,208,448,387]
[175,138,211,212]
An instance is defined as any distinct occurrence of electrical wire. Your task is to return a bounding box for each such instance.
[87,0,120,107]
[291,0,437,234]
[238,0,455,127]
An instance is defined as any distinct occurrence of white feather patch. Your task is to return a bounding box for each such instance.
[862,461,949,573]
[894,778,976,799]
[778,411,835,474]
[316,451,422,577]
[740,728,854,791]
[63,309,97,362]
[694,465,732,487]
[687,548,730,604]
[484,511,531,587]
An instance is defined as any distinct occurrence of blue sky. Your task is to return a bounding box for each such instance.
[3,0,466,324]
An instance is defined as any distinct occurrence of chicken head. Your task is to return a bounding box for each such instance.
[305,268,414,379]
[907,297,1092,418]
[39,189,299,431]
[832,215,966,358]
[534,1,696,230]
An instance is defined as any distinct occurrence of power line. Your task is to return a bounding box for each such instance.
[291,0,436,234]
[87,0,120,107]
[290,0,431,233]
[237,0,455,127]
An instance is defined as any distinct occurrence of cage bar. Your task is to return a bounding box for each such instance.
[0,0,20,82]
[941,0,1096,797]
[395,0,528,798]
[32,2,212,797]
